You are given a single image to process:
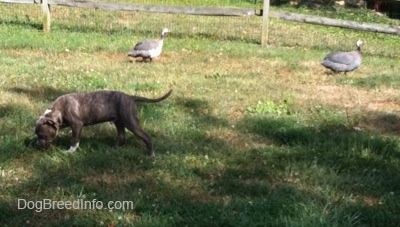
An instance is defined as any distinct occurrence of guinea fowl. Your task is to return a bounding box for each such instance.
[321,40,362,74]
[128,28,169,62]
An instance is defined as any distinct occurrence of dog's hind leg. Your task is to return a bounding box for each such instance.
[125,115,154,156]
[114,120,127,146]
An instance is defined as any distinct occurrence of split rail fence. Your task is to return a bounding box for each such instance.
[0,0,399,46]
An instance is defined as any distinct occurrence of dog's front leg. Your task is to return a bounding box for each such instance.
[67,123,83,153]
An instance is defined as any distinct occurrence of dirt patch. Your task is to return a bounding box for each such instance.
[296,83,400,113]
[99,52,128,62]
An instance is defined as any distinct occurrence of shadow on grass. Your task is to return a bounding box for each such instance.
[0,103,39,164]
[235,115,400,194]
[2,98,400,225]
[0,19,42,30]
[8,86,75,103]
[362,111,400,136]
[174,97,229,128]
[0,103,30,119]
[1,17,259,44]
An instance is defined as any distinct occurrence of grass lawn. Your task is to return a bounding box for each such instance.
[0,1,400,226]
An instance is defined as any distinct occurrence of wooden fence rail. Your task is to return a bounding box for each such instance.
[0,0,399,43]
[49,0,258,16]
[269,11,400,36]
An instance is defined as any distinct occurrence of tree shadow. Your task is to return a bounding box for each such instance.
[0,103,30,119]
[362,111,400,136]
[0,103,40,164]
[7,86,75,103]
[174,97,229,127]
[0,19,42,30]
[235,115,400,192]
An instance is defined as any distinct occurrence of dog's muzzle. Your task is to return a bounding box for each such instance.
[36,138,51,150]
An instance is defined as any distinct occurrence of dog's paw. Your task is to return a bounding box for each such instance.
[65,143,80,153]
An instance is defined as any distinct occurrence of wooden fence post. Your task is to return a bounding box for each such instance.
[42,0,51,32]
[261,0,269,46]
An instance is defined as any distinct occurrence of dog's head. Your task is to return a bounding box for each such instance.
[35,110,61,150]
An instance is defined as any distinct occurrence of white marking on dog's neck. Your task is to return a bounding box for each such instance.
[66,143,79,153]
[44,109,52,115]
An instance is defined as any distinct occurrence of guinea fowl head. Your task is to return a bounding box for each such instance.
[356,40,363,51]
[161,28,169,38]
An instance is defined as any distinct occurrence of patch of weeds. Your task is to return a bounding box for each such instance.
[82,72,108,90]
[307,104,347,127]
[246,99,291,115]
[87,78,108,89]
[205,72,225,79]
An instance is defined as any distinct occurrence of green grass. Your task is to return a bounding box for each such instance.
[1,1,400,226]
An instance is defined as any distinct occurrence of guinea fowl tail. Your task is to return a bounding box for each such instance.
[128,50,137,57]
[133,89,173,103]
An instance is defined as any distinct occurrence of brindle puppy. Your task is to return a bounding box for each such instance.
[35,89,172,156]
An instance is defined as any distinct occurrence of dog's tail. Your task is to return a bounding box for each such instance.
[133,89,173,103]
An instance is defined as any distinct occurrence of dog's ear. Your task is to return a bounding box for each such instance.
[44,110,62,127]
[52,110,62,125]
[45,118,59,128]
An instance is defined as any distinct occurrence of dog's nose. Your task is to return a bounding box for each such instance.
[36,139,50,150]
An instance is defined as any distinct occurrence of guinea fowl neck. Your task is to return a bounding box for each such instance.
[158,35,165,43]
[356,42,362,53]
[160,32,167,40]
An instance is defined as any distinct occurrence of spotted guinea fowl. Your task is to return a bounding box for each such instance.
[128,28,169,62]
[321,40,362,74]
